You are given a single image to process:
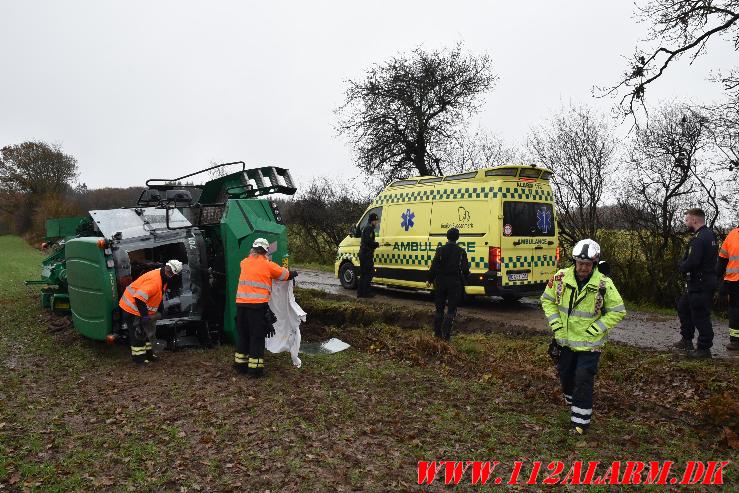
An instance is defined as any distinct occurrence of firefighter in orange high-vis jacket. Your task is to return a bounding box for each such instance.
[234,238,298,377]
[119,260,183,364]
[718,226,739,350]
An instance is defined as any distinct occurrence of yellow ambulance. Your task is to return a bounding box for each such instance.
[335,165,559,300]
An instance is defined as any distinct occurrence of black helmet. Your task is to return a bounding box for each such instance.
[369,213,378,222]
[447,228,460,242]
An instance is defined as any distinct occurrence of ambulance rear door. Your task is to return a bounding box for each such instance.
[500,200,556,287]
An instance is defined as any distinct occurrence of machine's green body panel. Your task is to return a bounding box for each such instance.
[45,216,85,241]
[65,238,118,340]
[221,199,289,342]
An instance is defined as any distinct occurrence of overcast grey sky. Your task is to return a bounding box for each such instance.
[0,1,734,189]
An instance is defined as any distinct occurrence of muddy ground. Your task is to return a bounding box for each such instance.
[3,236,739,492]
[299,269,736,360]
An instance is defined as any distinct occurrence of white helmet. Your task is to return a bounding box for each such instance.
[572,239,600,262]
[252,238,270,251]
[166,259,183,275]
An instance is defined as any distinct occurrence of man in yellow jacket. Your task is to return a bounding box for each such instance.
[540,239,626,435]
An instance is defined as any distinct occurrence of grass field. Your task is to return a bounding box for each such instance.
[1,235,738,491]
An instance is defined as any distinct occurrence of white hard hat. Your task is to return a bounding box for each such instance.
[572,239,600,262]
[166,259,183,275]
[252,238,270,251]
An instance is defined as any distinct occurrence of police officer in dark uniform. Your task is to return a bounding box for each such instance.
[673,208,718,359]
[357,213,380,298]
[427,228,470,340]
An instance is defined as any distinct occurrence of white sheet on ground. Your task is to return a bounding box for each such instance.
[266,280,306,368]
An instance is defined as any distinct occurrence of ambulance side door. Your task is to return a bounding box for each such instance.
[375,200,432,286]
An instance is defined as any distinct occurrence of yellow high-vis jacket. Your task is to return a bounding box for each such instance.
[540,267,626,351]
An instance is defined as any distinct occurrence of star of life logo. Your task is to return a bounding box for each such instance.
[401,209,415,231]
[537,207,552,234]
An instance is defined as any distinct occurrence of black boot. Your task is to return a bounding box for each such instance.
[672,338,694,351]
[442,314,455,341]
[433,312,444,338]
[687,348,712,359]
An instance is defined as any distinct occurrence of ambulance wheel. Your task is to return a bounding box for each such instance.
[339,262,357,290]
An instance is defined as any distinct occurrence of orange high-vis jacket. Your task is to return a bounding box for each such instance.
[119,268,168,316]
[719,227,739,282]
[235,254,290,304]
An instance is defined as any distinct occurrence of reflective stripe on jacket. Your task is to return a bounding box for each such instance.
[235,254,290,304]
[540,267,626,351]
[719,228,739,282]
[119,269,167,316]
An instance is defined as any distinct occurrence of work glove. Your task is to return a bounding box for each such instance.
[372,241,380,249]
[134,320,147,340]
[289,269,299,279]
[265,325,275,338]
[547,339,561,362]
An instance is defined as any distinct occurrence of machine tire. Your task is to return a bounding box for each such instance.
[339,262,358,290]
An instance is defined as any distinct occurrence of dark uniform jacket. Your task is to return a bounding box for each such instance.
[360,224,379,257]
[428,242,471,284]
[679,225,718,290]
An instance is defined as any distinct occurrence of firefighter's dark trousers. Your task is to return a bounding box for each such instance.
[678,287,714,350]
[726,281,739,342]
[123,312,160,363]
[433,277,462,340]
[557,347,600,430]
[357,251,375,298]
[235,304,267,376]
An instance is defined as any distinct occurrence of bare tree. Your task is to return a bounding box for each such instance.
[284,179,370,264]
[336,44,497,184]
[606,0,739,116]
[705,99,739,170]
[436,129,519,174]
[616,104,720,303]
[527,104,617,247]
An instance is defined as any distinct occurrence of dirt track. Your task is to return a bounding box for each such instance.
[298,269,737,360]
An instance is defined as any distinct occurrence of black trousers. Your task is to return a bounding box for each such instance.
[357,252,375,297]
[123,311,157,363]
[726,281,739,341]
[433,278,462,339]
[557,347,600,430]
[235,304,267,376]
[677,288,714,349]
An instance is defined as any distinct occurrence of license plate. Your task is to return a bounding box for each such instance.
[508,272,528,281]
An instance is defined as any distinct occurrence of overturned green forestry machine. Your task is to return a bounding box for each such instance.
[27,162,296,348]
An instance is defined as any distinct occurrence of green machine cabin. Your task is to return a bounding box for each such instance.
[30,162,296,345]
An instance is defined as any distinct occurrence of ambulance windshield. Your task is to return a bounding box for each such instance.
[503,202,555,237]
